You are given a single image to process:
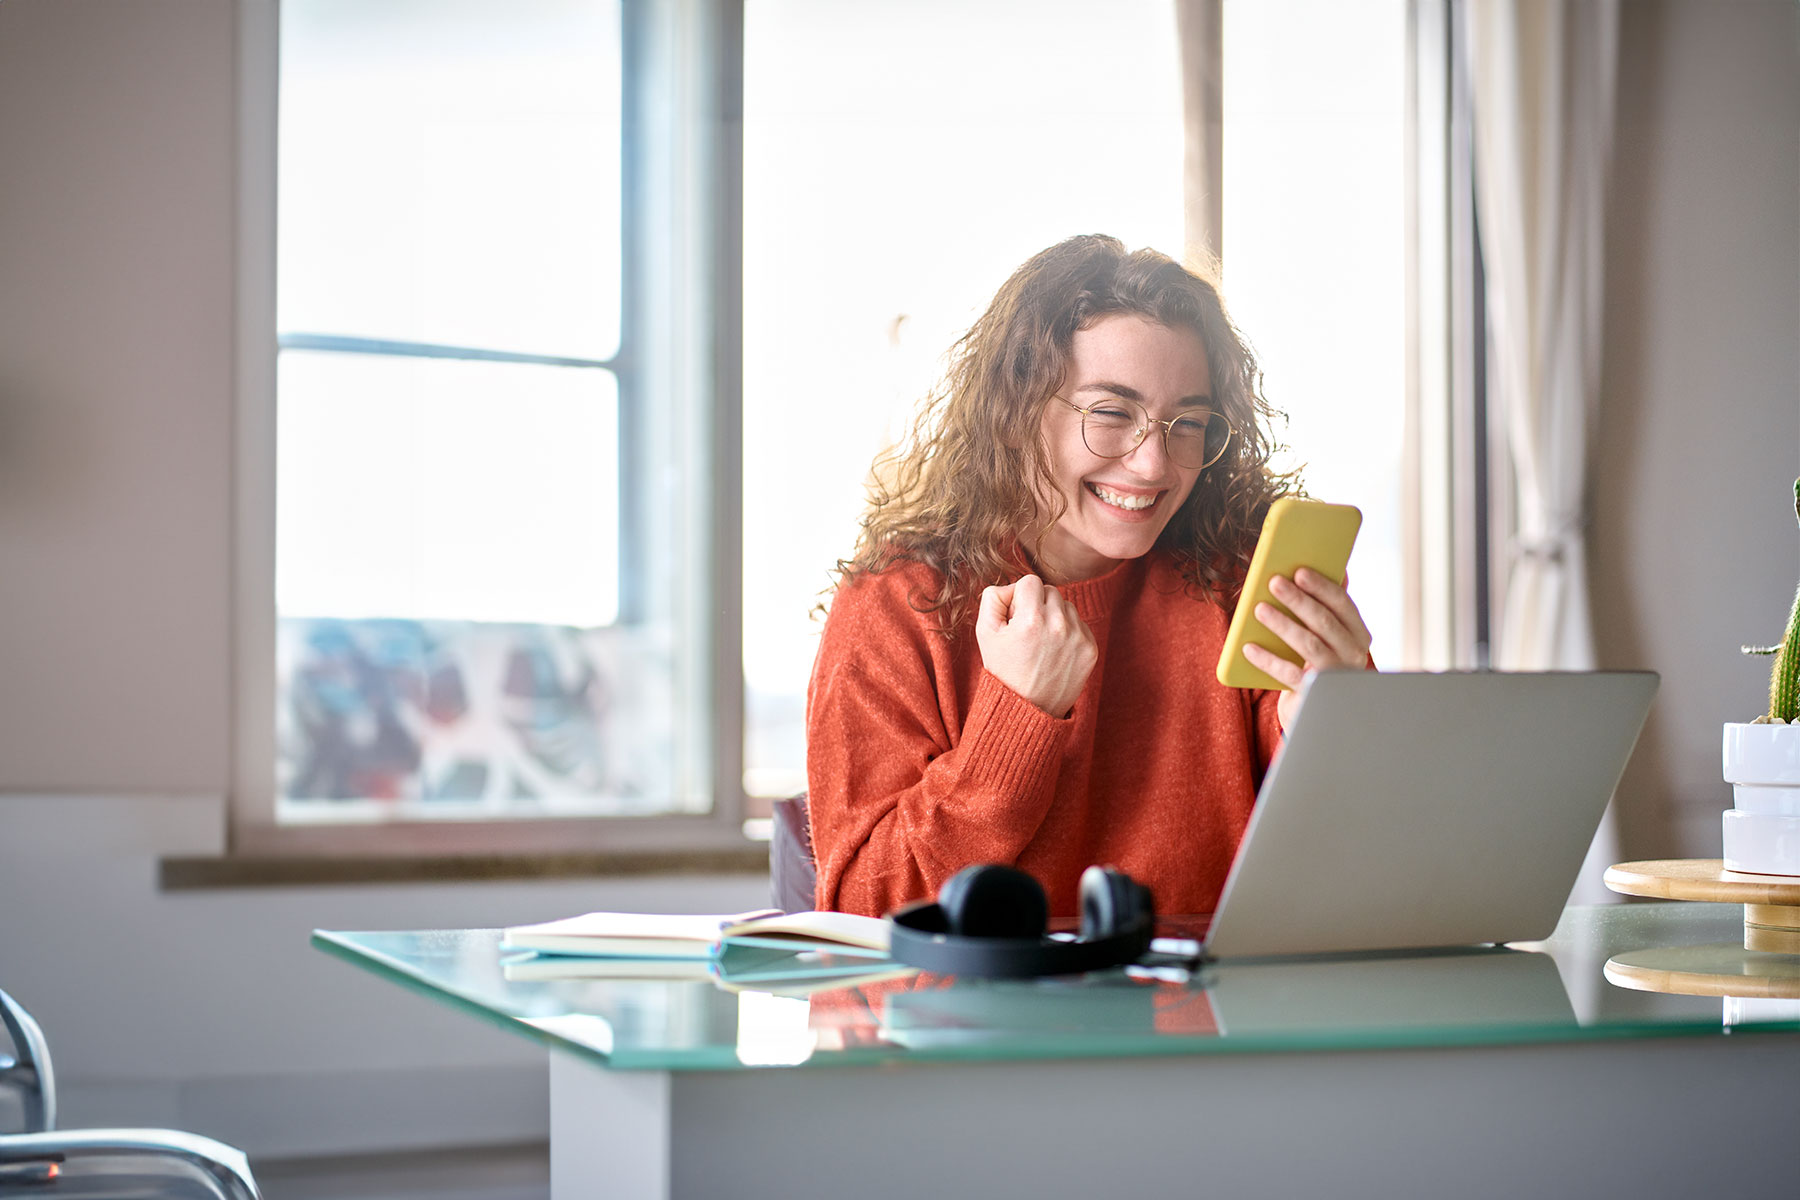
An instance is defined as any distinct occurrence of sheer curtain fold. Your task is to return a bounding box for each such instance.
[1467,0,1620,902]
[1174,0,1223,269]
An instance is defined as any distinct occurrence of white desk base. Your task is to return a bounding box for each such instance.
[551,1031,1800,1199]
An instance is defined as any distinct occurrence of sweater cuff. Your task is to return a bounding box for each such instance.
[955,669,1071,802]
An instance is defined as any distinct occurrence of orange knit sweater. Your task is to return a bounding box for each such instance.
[807,552,1283,920]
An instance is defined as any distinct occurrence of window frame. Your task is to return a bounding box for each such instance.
[1405,0,1493,672]
[230,0,752,858]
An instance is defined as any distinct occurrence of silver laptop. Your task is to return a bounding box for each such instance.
[1200,669,1658,961]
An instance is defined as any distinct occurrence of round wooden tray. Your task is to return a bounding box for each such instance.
[1605,859,1800,953]
[1605,943,1800,999]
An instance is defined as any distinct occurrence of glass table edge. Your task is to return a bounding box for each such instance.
[311,929,630,1070]
[309,913,1800,1075]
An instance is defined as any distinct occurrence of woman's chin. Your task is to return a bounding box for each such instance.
[1061,530,1163,575]
[1084,512,1171,558]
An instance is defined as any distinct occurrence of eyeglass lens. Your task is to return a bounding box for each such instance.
[1081,402,1230,469]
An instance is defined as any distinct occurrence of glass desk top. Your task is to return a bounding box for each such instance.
[312,902,1800,1073]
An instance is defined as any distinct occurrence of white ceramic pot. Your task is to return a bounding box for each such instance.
[1722,722,1800,874]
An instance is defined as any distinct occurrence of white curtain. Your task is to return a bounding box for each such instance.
[1174,0,1223,269]
[1467,0,1621,905]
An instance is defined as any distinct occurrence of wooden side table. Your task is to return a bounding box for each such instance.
[1604,859,1800,953]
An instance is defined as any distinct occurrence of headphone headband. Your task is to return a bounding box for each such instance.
[886,864,1156,979]
[888,901,1154,979]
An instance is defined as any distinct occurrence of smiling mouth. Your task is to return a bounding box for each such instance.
[1086,482,1162,512]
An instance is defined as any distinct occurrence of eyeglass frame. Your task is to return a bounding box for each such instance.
[1056,395,1235,471]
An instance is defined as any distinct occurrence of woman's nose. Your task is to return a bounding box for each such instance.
[1121,425,1171,475]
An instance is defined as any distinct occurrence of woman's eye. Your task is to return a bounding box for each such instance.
[1089,407,1134,422]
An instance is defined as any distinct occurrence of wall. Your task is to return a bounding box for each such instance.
[0,0,770,1158]
[0,0,233,791]
[0,0,1795,1163]
[1594,0,1800,859]
[0,795,769,1157]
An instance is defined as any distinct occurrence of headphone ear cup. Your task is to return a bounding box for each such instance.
[1079,865,1149,941]
[940,864,1048,939]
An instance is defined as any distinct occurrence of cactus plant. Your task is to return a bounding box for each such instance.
[1742,478,1800,722]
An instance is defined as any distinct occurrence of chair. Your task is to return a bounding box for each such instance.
[0,987,261,1199]
[770,792,818,914]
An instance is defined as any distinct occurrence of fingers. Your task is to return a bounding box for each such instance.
[1252,602,1330,671]
[1034,583,1090,641]
[1011,573,1045,616]
[1244,642,1308,690]
[1274,667,1318,731]
[1292,567,1372,648]
[974,573,1098,717]
[998,575,1083,634]
[978,584,1011,631]
[1258,569,1372,668]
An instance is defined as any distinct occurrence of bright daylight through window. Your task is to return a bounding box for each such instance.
[1222,0,1406,660]
[272,0,691,823]
[742,0,1406,806]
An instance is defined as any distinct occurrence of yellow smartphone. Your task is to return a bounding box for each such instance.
[1215,497,1362,691]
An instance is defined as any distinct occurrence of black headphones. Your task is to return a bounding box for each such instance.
[887,864,1155,979]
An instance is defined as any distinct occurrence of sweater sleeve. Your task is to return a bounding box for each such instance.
[806,577,1072,917]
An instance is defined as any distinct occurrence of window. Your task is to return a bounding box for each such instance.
[235,0,745,853]
[236,0,1431,856]
[1221,0,1408,663]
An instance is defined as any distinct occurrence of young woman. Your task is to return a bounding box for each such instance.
[806,235,1373,919]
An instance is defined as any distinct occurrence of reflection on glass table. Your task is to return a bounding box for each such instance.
[1605,939,1800,1028]
[312,900,1800,1077]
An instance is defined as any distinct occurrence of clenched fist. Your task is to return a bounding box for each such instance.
[975,574,1098,718]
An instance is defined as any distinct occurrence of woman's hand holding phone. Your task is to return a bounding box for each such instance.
[1215,498,1373,731]
[977,574,1097,718]
[1243,567,1373,730]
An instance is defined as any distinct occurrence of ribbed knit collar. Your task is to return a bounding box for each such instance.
[1012,543,1145,623]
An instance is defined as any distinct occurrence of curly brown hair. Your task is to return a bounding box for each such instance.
[834,234,1298,630]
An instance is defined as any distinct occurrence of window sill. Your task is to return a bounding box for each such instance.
[161,841,771,890]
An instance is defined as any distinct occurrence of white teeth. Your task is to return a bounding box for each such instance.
[1090,483,1157,511]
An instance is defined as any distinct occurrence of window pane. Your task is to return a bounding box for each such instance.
[742,0,1184,801]
[275,616,674,816]
[278,0,622,360]
[277,351,619,628]
[273,351,677,821]
[1223,0,1407,663]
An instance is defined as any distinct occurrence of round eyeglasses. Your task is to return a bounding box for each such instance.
[1059,396,1234,470]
